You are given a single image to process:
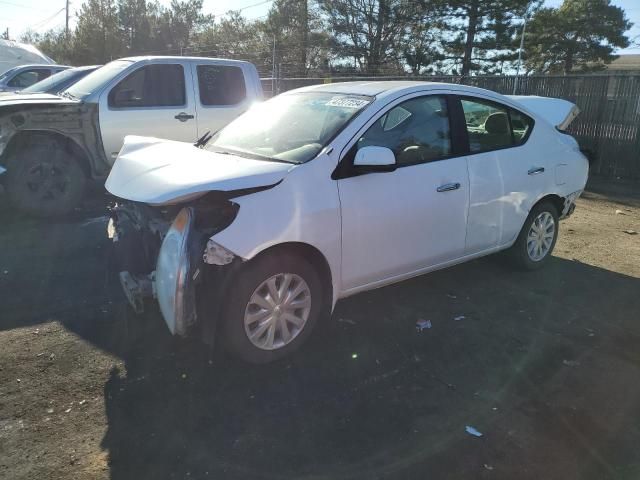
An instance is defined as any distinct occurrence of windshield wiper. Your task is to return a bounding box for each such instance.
[194,130,215,148]
[59,91,77,101]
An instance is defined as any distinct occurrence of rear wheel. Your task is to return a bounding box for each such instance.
[508,201,559,270]
[5,143,86,217]
[220,250,324,364]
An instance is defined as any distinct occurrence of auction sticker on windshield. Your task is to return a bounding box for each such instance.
[326,96,370,109]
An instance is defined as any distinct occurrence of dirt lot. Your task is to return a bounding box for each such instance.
[1,184,639,480]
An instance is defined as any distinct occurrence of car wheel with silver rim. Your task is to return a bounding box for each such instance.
[527,211,556,262]
[509,201,559,270]
[221,250,324,363]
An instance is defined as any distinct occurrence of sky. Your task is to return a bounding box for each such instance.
[1,0,638,54]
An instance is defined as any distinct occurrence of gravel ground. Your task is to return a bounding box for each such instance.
[0,186,639,480]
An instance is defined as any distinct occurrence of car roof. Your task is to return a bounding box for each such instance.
[5,64,67,70]
[285,80,525,109]
[288,80,500,98]
[120,56,254,65]
[69,65,101,71]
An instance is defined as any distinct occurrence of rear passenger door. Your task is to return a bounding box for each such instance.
[191,63,251,136]
[460,96,544,253]
[99,61,197,163]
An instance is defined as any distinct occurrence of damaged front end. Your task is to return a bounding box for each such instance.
[108,194,240,338]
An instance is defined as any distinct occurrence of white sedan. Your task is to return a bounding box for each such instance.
[106,81,589,363]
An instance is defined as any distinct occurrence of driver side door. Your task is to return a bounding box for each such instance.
[99,62,197,164]
[337,94,470,293]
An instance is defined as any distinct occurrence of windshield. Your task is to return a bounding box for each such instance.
[21,69,79,93]
[0,66,20,83]
[206,92,372,164]
[66,60,132,99]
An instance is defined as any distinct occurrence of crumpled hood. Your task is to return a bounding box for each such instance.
[0,93,74,105]
[105,136,295,205]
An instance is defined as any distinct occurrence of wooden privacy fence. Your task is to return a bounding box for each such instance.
[261,74,640,180]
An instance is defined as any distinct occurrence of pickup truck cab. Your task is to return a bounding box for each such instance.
[0,56,263,215]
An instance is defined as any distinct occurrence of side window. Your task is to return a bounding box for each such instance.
[357,96,452,165]
[108,64,185,108]
[197,65,246,106]
[461,98,513,153]
[8,69,50,88]
[510,109,534,145]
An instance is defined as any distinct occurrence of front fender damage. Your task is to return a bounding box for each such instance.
[111,183,281,343]
[0,102,109,178]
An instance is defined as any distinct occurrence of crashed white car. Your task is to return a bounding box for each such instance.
[106,81,588,363]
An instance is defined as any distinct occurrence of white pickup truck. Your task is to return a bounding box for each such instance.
[0,56,263,215]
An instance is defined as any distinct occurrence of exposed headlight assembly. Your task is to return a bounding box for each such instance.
[156,207,196,336]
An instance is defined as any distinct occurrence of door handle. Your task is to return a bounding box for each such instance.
[436,182,461,192]
[528,167,545,175]
[174,112,194,122]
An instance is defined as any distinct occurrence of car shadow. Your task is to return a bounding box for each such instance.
[1,199,640,479]
[98,255,640,480]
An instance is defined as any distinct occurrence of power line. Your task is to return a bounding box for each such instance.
[29,8,65,31]
[0,0,45,10]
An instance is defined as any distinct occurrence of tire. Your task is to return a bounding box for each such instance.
[508,201,559,270]
[220,250,325,364]
[5,142,86,217]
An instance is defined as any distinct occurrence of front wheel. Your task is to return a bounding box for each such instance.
[220,250,325,364]
[5,144,86,217]
[508,201,559,270]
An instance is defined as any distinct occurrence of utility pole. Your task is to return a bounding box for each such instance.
[300,0,308,77]
[271,34,276,96]
[65,0,70,38]
[513,10,529,95]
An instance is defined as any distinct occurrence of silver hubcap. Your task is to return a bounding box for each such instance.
[244,273,311,350]
[527,211,556,261]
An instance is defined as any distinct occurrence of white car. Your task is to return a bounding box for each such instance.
[106,81,589,363]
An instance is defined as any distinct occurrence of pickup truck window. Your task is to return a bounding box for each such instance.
[197,65,246,106]
[108,64,186,108]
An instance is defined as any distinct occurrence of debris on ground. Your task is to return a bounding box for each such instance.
[338,318,356,325]
[78,400,87,406]
[351,353,358,359]
[446,294,457,299]
[623,229,637,235]
[465,425,483,437]
[484,464,494,471]
[453,315,466,321]
[615,209,626,215]
[563,359,581,367]
[416,319,432,331]
[64,407,72,413]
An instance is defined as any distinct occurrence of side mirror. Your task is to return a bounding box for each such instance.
[353,146,396,172]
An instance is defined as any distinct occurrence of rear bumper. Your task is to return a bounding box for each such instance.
[560,190,582,219]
